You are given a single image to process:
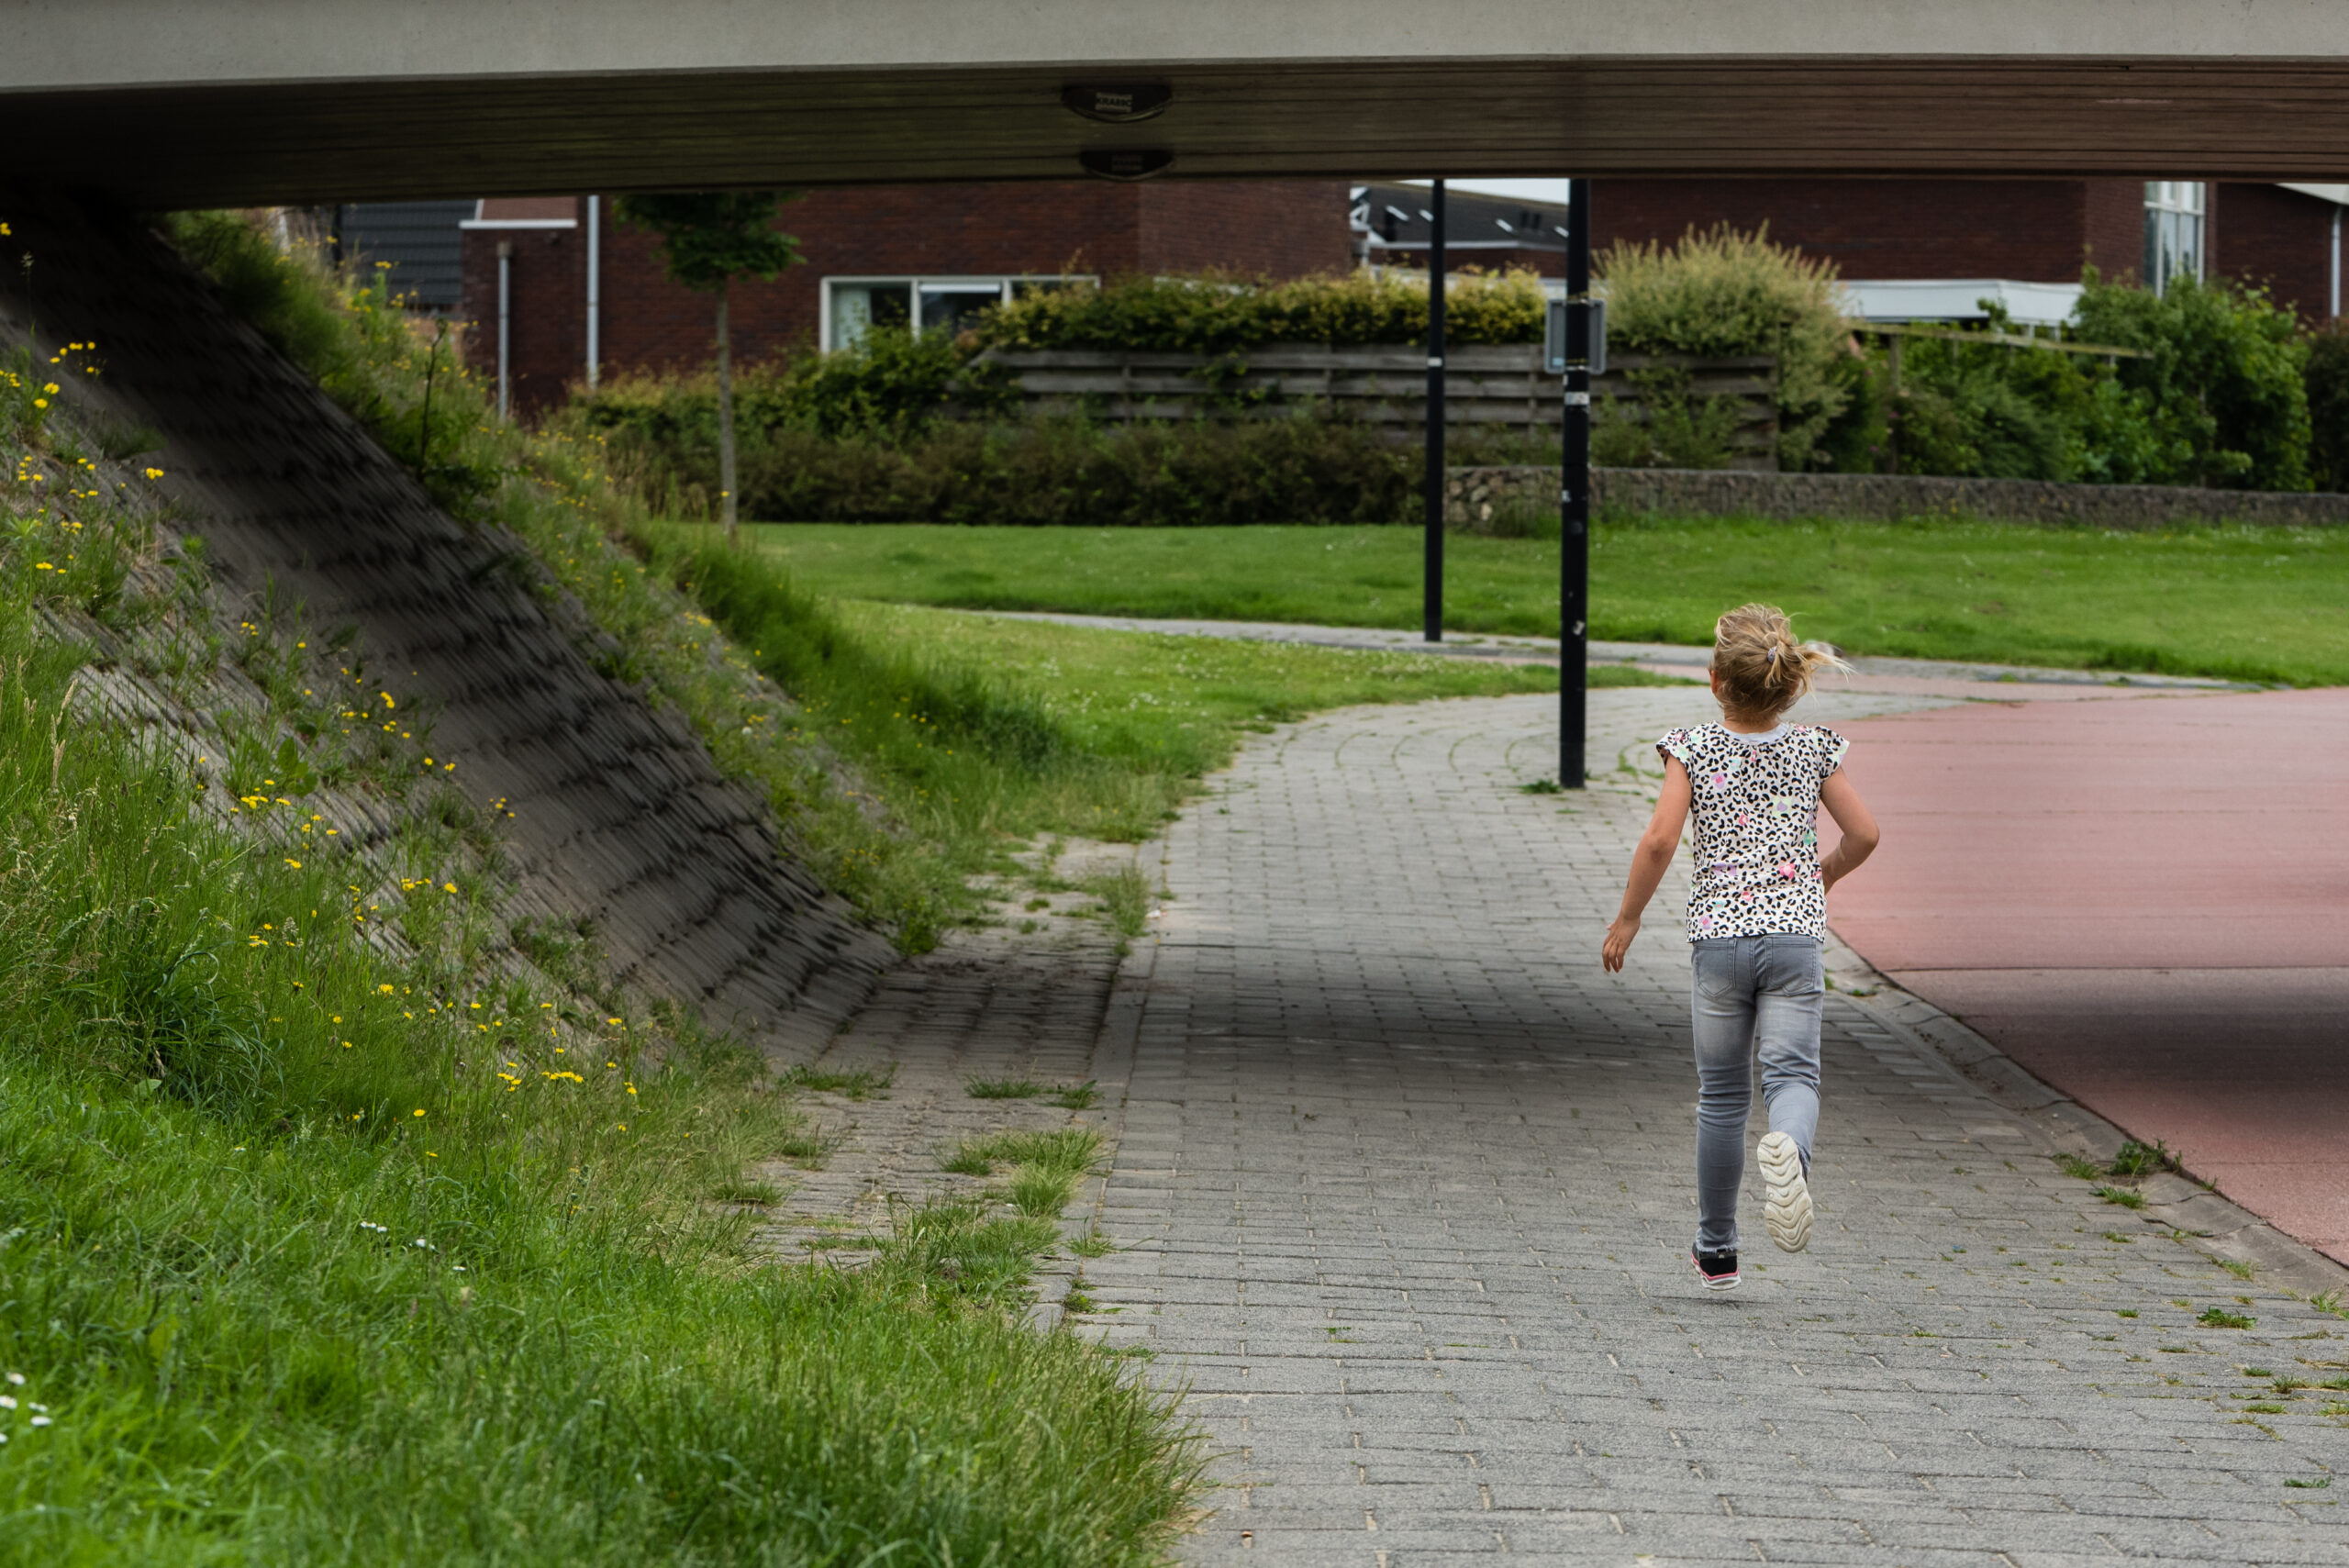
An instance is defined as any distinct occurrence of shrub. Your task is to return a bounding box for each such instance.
[784,324,1017,439]
[1598,224,1853,470]
[1592,364,1752,471]
[2074,270,2312,490]
[571,327,1012,458]
[1879,329,2128,483]
[2305,319,2349,491]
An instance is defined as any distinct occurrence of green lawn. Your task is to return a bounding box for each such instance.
[750,519,2349,686]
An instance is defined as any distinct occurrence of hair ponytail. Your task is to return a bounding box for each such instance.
[1712,603,1847,717]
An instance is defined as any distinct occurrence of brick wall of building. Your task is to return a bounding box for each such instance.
[1136,180,1353,275]
[2082,179,2145,284]
[2215,182,2336,322]
[1588,177,2148,284]
[462,179,1350,416]
[456,199,590,417]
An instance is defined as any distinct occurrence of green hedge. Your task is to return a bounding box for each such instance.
[971,268,1546,352]
[610,416,1425,526]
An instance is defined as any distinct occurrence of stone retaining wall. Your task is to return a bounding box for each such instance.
[1444,464,2349,531]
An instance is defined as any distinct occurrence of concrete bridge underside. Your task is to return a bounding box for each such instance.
[11,1,2349,206]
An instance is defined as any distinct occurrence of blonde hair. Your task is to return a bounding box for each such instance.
[1711,603,1848,718]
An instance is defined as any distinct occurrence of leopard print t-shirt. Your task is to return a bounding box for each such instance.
[1657,722,1850,941]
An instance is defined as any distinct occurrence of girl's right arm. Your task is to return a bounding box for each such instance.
[1818,770,1881,893]
[1602,756,1692,972]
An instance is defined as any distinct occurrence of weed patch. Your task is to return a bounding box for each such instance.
[713,1176,785,1205]
[2110,1139,2183,1177]
[778,1062,898,1100]
[968,1075,1099,1109]
[950,1128,1107,1219]
[1084,865,1151,945]
[967,1075,1044,1099]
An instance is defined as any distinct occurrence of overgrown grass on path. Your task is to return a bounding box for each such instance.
[752,519,2349,686]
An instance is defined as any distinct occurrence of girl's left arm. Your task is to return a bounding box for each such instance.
[1818,770,1881,893]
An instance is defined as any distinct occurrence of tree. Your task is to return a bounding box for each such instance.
[613,192,800,537]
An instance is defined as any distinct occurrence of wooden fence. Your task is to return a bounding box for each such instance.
[974,344,1782,471]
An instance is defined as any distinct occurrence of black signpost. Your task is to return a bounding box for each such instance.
[1559,177,1593,788]
[1423,179,1446,644]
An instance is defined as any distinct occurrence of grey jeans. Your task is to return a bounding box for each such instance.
[1690,934,1824,1252]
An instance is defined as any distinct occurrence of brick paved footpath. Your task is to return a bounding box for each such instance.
[1076,688,2349,1566]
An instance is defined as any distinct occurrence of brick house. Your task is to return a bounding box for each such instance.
[327,172,2347,419]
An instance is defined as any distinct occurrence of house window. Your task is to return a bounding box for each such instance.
[823,275,1095,350]
[2143,182,2205,294]
[827,282,913,349]
[918,284,1005,336]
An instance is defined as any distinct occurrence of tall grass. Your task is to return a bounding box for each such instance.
[0,212,1203,1562]
[0,595,1195,1562]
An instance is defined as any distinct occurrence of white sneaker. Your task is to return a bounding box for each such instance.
[1757,1131,1812,1253]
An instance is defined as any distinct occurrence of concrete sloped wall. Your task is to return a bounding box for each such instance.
[0,192,890,1049]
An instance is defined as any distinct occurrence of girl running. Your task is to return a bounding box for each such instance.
[1601,604,1880,1291]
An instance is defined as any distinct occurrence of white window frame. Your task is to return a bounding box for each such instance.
[819,274,1097,351]
[2143,181,2206,295]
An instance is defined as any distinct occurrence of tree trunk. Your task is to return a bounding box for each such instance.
[715,282,739,541]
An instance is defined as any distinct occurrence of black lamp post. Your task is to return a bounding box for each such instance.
[1559,177,1593,789]
[1423,179,1446,643]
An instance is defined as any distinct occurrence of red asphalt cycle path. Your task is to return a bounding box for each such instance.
[1824,687,2349,1266]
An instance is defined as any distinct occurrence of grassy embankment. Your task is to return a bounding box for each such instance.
[751,519,2349,687]
[0,224,1204,1560]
